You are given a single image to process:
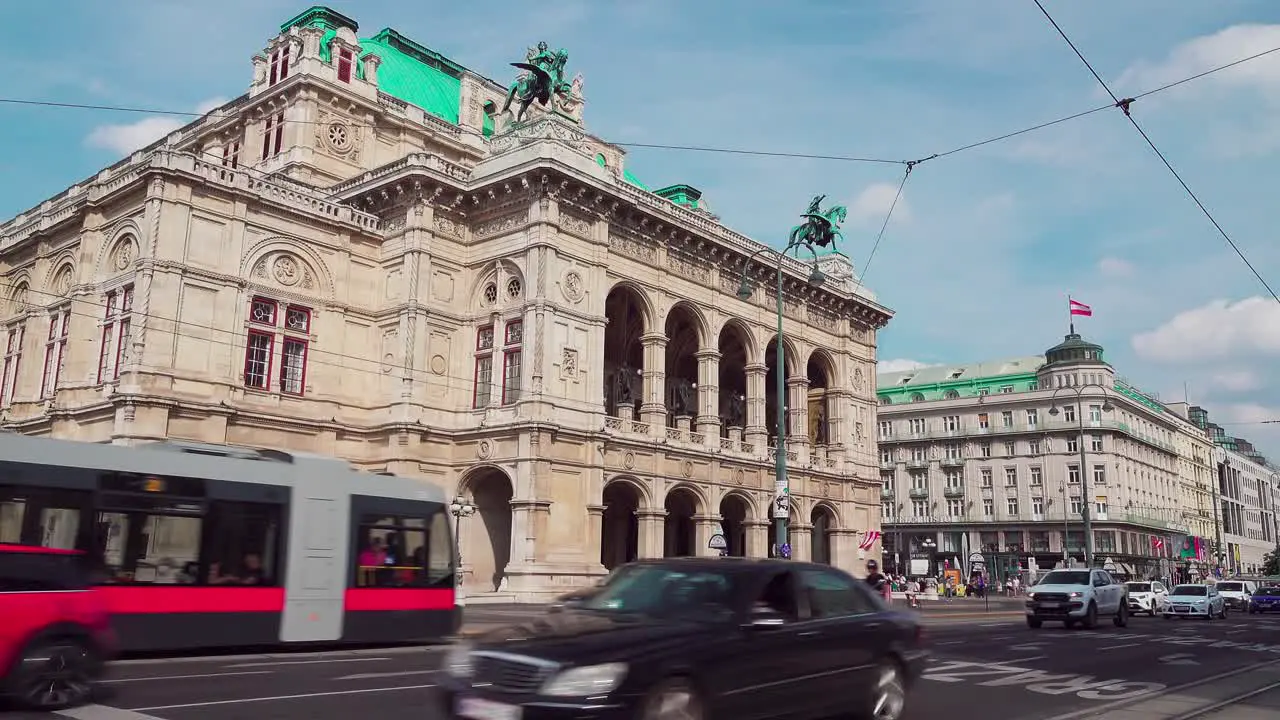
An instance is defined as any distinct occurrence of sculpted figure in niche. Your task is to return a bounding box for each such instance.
[667,378,697,416]
[722,393,746,427]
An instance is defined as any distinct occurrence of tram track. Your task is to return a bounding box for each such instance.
[1168,678,1280,719]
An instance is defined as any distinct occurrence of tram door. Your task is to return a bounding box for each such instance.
[280,468,347,642]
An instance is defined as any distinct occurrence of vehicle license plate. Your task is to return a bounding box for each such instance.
[1175,606,1189,613]
[1039,602,1059,609]
[458,697,522,720]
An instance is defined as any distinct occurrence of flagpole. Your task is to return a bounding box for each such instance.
[1068,294,1075,335]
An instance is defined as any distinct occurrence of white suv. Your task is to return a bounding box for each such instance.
[1126,580,1169,616]
[1026,568,1128,629]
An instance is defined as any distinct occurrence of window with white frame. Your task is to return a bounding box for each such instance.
[910,473,927,490]
[1029,439,1041,455]
[41,307,70,398]
[1001,410,1013,427]
[97,285,133,383]
[980,443,991,457]
[882,502,894,519]
[1032,497,1044,516]
[912,500,927,517]
[1006,498,1019,516]
[910,446,926,462]
[944,444,962,459]
[1067,464,1081,484]
[999,385,1013,393]
[880,448,894,464]
[0,324,23,406]
[1093,464,1106,485]
[242,296,311,395]
[1070,496,1083,515]
[1090,434,1103,452]
[1096,499,1108,516]
[501,320,523,404]
[261,111,285,160]
[1066,437,1079,453]
[1063,405,1076,423]
[943,415,959,432]
[947,499,963,518]
[268,45,291,85]
[908,418,925,435]
[978,412,989,429]
[980,467,993,487]
[878,420,892,438]
[1003,441,1015,456]
[1004,467,1018,487]
[1026,409,1038,428]
[473,325,496,408]
[982,498,994,517]
[1030,466,1043,486]
[1089,404,1103,423]
[945,470,962,488]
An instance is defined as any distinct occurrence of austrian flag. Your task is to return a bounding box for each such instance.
[1069,299,1093,317]
[859,530,882,550]
[1152,537,1165,550]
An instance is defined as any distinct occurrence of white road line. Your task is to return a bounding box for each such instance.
[1097,642,1142,651]
[338,669,441,680]
[128,684,439,711]
[226,657,390,668]
[56,705,167,720]
[935,640,964,646]
[979,623,1009,628]
[103,671,273,684]
[1003,655,1047,663]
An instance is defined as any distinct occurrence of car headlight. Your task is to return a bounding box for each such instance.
[1025,592,1035,600]
[444,642,473,678]
[1069,592,1083,599]
[540,663,628,697]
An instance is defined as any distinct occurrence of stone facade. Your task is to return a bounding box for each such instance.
[0,8,892,600]
[1215,447,1278,576]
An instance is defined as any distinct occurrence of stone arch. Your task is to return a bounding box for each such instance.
[456,464,514,593]
[663,484,704,557]
[240,236,337,299]
[716,319,754,435]
[603,282,652,417]
[663,302,705,424]
[806,349,838,445]
[810,502,839,565]
[762,333,801,374]
[5,275,32,318]
[764,334,801,442]
[717,490,756,558]
[661,300,710,350]
[42,254,77,299]
[471,260,525,312]
[95,220,142,278]
[602,474,654,510]
[601,477,646,570]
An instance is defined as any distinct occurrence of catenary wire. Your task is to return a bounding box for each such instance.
[2,37,1280,170]
[852,164,913,291]
[1032,0,1280,305]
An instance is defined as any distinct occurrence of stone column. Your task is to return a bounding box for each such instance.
[832,529,860,576]
[745,520,769,558]
[695,349,721,444]
[586,504,605,571]
[743,362,768,452]
[787,376,810,462]
[694,515,720,557]
[791,522,813,562]
[639,333,667,431]
[636,509,666,558]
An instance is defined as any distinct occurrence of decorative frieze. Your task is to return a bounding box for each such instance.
[559,212,592,238]
[476,213,524,238]
[666,250,710,284]
[608,232,656,263]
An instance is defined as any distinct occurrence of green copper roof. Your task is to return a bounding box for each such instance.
[281,6,358,34]
[359,28,462,124]
[655,184,702,210]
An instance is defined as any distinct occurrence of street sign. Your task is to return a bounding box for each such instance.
[968,551,985,565]
[708,534,727,550]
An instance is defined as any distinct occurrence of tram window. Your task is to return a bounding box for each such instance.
[426,509,453,586]
[354,514,432,588]
[0,486,90,550]
[94,511,202,584]
[203,501,283,586]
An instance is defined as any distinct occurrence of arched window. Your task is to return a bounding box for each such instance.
[910,392,925,403]
[943,390,960,400]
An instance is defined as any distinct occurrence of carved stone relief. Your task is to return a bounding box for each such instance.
[561,270,584,303]
[53,267,73,297]
[561,348,578,379]
[666,251,709,283]
[111,239,135,272]
[252,252,317,291]
[9,285,29,315]
[608,233,656,263]
[559,212,592,237]
[476,214,523,238]
[434,214,462,239]
[315,109,361,163]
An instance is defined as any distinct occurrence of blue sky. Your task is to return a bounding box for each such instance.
[2,0,1280,456]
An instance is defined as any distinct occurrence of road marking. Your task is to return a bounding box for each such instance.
[226,657,390,668]
[1098,643,1142,651]
[1004,655,1048,663]
[337,669,441,680]
[980,623,1009,627]
[56,705,166,719]
[128,684,439,711]
[935,640,964,646]
[1009,644,1046,652]
[103,671,273,684]
[1167,678,1280,720]
[1158,653,1200,666]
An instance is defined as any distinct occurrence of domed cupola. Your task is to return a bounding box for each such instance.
[1036,333,1114,389]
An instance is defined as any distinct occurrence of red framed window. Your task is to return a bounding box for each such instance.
[41,308,70,398]
[261,112,285,161]
[473,325,494,408]
[337,48,354,83]
[243,296,312,395]
[98,285,134,383]
[502,320,523,405]
[0,324,23,406]
[268,47,290,85]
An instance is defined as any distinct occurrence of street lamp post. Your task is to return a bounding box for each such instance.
[736,195,844,558]
[449,495,476,582]
[1047,383,1114,568]
[1212,448,1227,575]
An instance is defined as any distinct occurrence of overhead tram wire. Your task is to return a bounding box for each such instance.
[5,38,1280,172]
[1032,0,1280,305]
[851,162,914,296]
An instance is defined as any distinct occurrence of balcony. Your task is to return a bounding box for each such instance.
[880,487,895,500]
[944,486,965,499]
[906,459,929,470]
[940,457,965,468]
[879,460,896,470]
[909,487,929,499]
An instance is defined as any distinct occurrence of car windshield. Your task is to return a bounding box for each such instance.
[1037,571,1090,586]
[1173,585,1207,596]
[578,565,738,620]
[1126,582,1152,593]
[1258,587,1280,597]
[1217,582,1243,592]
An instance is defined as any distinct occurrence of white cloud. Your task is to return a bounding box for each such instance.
[1213,402,1280,425]
[877,359,932,373]
[849,182,911,225]
[1210,369,1263,392]
[1131,296,1280,362]
[85,97,228,156]
[1115,24,1280,99]
[1097,256,1134,278]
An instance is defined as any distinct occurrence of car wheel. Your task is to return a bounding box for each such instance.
[641,677,703,720]
[1220,606,1228,620]
[7,637,99,711]
[1114,603,1128,628]
[1081,602,1098,629]
[1027,617,1042,629]
[856,660,907,720]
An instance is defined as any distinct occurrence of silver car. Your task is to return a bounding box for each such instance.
[1163,583,1227,620]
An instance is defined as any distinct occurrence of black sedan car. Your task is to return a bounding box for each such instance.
[440,557,927,720]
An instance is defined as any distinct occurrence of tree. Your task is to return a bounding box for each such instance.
[1263,547,1280,577]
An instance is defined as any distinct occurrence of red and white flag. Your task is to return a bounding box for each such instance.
[1069,299,1093,317]
[1152,536,1165,550]
[859,530,882,551]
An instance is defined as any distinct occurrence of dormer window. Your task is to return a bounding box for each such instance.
[269,47,291,85]
[337,48,354,83]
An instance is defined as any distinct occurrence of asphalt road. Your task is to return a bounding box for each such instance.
[23,609,1280,720]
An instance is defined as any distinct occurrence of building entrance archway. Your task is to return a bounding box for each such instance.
[603,286,647,417]
[719,494,751,557]
[664,488,699,557]
[461,468,513,592]
[811,505,835,565]
[601,481,641,570]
